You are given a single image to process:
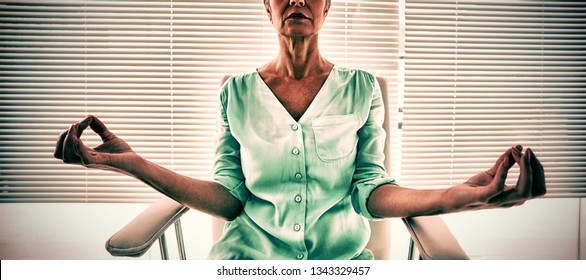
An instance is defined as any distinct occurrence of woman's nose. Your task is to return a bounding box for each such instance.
[289,0,305,7]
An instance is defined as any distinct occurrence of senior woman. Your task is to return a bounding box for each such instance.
[54,0,546,260]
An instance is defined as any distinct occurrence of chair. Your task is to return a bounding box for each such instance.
[105,76,469,260]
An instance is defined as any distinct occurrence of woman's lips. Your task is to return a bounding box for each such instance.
[286,12,309,20]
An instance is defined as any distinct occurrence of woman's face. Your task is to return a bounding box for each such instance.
[265,0,330,38]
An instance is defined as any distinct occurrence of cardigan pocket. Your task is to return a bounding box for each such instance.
[312,114,359,162]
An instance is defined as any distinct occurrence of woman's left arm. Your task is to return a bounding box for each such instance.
[367,145,546,218]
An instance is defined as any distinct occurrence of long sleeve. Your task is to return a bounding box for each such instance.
[350,77,397,220]
[212,79,249,204]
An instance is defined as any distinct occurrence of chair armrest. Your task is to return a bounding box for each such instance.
[105,197,189,257]
[402,216,469,260]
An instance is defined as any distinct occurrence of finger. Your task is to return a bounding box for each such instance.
[515,144,524,153]
[62,118,89,164]
[53,130,67,159]
[527,148,547,196]
[510,145,523,165]
[486,147,516,177]
[515,151,532,199]
[488,156,510,195]
[76,115,93,138]
[87,115,115,142]
[62,124,78,163]
[74,137,94,166]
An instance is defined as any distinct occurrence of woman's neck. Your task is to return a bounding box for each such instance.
[268,34,332,80]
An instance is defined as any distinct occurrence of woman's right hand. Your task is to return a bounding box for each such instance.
[54,115,137,172]
[54,115,243,220]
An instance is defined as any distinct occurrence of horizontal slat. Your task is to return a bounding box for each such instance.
[3,0,583,202]
[402,0,586,198]
[0,0,400,203]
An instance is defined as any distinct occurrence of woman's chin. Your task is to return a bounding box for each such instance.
[279,28,317,38]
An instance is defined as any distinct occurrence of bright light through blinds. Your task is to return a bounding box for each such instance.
[0,0,399,203]
[402,0,586,197]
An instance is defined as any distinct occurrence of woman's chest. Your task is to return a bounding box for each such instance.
[264,76,328,121]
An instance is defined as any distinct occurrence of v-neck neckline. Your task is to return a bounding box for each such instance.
[255,65,336,123]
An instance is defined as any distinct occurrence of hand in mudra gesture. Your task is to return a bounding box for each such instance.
[54,115,136,171]
[446,145,547,212]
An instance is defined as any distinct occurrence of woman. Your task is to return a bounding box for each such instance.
[54,0,546,260]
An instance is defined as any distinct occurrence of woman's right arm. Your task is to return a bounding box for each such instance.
[54,115,243,221]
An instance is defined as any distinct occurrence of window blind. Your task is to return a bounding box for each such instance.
[0,0,399,203]
[402,0,586,197]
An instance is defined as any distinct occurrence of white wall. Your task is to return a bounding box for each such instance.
[0,199,582,260]
[391,198,582,260]
[581,198,586,260]
[0,203,213,260]
[441,198,580,260]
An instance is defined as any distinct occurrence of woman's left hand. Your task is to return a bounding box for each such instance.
[446,145,546,212]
